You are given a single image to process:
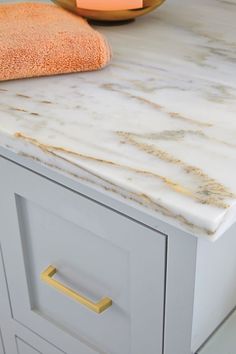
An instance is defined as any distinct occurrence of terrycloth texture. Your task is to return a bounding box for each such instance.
[0,2,111,81]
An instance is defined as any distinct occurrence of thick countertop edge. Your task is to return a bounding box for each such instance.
[0,131,234,242]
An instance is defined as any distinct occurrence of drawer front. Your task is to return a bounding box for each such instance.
[0,157,166,354]
[16,338,41,354]
[1,331,63,354]
[9,332,63,354]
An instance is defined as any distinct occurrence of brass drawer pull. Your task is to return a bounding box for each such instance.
[40,265,112,314]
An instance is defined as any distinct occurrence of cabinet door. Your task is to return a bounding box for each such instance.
[0,157,166,354]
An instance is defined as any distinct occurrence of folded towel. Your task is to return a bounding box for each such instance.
[0,2,111,81]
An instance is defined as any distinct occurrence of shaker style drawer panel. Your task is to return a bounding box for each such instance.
[14,333,64,354]
[16,338,41,354]
[15,336,64,354]
[0,157,166,354]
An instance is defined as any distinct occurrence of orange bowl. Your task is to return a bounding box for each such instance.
[51,0,166,23]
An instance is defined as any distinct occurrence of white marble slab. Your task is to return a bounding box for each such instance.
[0,0,235,240]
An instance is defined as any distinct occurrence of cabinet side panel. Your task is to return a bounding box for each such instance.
[192,224,236,352]
[164,230,198,354]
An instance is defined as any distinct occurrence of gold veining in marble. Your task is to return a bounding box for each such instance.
[16,143,215,237]
[117,132,234,208]
[15,131,234,211]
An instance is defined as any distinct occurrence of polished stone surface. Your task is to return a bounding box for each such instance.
[0,0,235,240]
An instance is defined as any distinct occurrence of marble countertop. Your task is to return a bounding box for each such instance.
[0,0,236,240]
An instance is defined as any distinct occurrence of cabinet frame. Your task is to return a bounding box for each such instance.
[0,148,198,354]
[0,154,168,354]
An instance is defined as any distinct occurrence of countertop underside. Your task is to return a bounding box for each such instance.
[0,0,235,240]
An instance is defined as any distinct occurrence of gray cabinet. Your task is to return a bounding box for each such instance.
[0,232,63,354]
[0,156,166,354]
[0,332,4,354]
[16,338,42,354]
[197,310,236,354]
[15,336,64,354]
[0,153,236,354]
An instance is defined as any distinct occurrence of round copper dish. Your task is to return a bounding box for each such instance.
[51,0,166,23]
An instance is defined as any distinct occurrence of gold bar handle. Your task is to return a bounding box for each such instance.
[40,265,112,314]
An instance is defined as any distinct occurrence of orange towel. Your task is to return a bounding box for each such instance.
[0,2,111,81]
